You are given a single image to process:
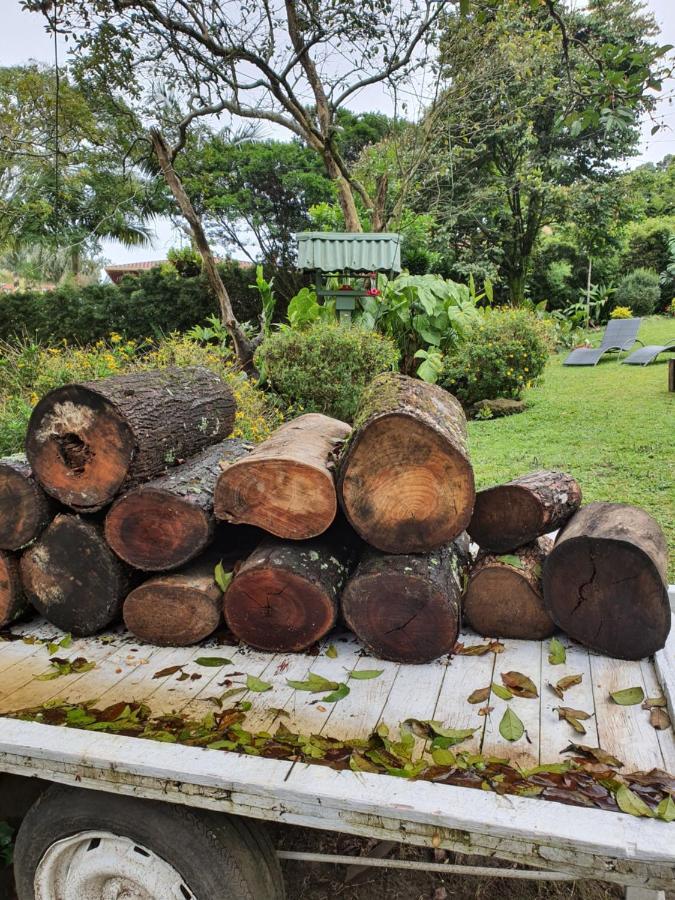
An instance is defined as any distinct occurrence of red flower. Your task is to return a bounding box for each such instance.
[366,287,381,296]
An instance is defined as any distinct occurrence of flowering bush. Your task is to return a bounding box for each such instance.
[0,333,282,455]
[609,306,634,319]
[439,308,549,407]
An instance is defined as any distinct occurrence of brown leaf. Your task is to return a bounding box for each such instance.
[556,707,589,734]
[549,673,583,699]
[478,705,494,717]
[467,686,490,704]
[561,743,623,768]
[642,696,666,709]
[153,665,183,679]
[501,671,538,699]
[455,640,504,656]
[650,707,671,731]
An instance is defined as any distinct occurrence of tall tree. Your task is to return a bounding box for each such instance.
[418,0,669,303]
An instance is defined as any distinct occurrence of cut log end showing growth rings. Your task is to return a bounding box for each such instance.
[341,534,470,664]
[543,502,670,660]
[468,470,582,553]
[105,439,251,571]
[20,514,130,636]
[0,550,28,628]
[224,527,359,652]
[214,413,351,540]
[25,367,236,512]
[0,456,54,551]
[464,537,555,640]
[337,373,475,554]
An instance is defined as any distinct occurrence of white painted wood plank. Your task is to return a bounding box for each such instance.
[639,656,675,774]
[0,633,49,676]
[653,614,675,726]
[432,640,498,756]
[376,657,447,757]
[590,654,665,772]
[539,634,597,764]
[480,638,542,767]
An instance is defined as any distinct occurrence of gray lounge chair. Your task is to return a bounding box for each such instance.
[621,339,675,366]
[563,318,642,366]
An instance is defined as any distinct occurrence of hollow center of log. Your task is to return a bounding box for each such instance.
[56,432,94,475]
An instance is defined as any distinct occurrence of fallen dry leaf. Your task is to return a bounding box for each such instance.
[650,707,671,731]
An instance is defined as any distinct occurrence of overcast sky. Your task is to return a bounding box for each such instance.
[2,0,675,266]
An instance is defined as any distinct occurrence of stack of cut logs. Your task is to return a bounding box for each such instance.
[0,367,670,663]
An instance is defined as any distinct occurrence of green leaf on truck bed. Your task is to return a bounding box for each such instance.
[615,784,655,818]
[287,672,338,692]
[214,562,233,593]
[656,794,675,822]
[548,637,566,665]
[246,674,272,693]
[499,707,524,742]
[322,682,350,703]
[195,657,232,667]
[610,687,644,706]
[348,669,383,680]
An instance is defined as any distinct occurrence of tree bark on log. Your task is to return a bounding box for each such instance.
[25,367,236,513]
[105,439,252,571]
[20,514,131,636]
[0,550,28,628]
[214,414,350,540]
[543,502,671,660]
[0,455,56,550]
[463,537,555,640]
[337,373,475,553]
[469,470,582,552]
[341,534,471,664]
[224,526,360,652]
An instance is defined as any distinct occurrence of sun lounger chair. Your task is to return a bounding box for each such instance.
[621,339,675,365]
[563,318,642,366]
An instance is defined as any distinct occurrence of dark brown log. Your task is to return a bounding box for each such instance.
[0,455,56,550]
[337,373,474,553]
[543,502,671,660]
[464,537,555,640]
[0,550,29,628]
[214,413,351,539]
[468,470,582,552]
[105,439,252,571]
[224,526,360,652]
[25,367,236,512]
[20,514,131,635]
[341,534,471,664]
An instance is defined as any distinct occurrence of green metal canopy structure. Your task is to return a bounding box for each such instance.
[296,232,402,323]
[296,232,402,274]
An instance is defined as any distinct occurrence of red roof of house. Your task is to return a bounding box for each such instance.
[105,258,254,284]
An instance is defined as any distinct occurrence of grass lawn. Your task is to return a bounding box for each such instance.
[468,315,675,580]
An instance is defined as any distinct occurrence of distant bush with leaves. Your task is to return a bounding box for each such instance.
[256,324,399,422]
[0,333,282,455]
[440,308,549,406]
[613,269,660,316]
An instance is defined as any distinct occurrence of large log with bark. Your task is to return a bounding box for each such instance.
[25,367,236,513]
[20,514,131,635]
[0,550,29,628]
[0,455,55,550]
[464,537,555,640]
[337,373,474,553]
[469,470,582,552]
[214,413,350,539]
[105,439,251,571]
[224,526,359,652]
[543,502,671,660]
[341,534,471,664]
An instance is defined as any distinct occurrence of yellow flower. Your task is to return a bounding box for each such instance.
[30,392,38,405]
[110,332,122,344]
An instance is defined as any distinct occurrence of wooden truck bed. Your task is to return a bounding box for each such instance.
[0,606,674,891]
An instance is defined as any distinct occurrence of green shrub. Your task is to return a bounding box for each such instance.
[256,324,399,422]
[613,269,660,316]
[610,305,634,319]
[440,308,549,406]
[622,217,675,292]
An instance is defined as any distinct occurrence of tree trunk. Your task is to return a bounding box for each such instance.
[149,129,259,375]
[122,544,244,646]
[214,414,350,540]
[0,550,28,628]
[586,255,593,328]
[25,367,236,513]
[105,439,252,571]
[337,373,475,553]
[0,455,56,550]
[468,470,582,553]
[543,502,670,660]
[20,514,131,636]
[464,537,555,640]
[224,525,360,652]
[323,149,363,232]
[507,269,526,306]
[341,534,470,664]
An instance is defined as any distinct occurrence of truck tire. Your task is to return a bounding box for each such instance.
[14,784,285,900]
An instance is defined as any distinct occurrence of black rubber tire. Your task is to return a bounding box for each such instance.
[14,783,285,900]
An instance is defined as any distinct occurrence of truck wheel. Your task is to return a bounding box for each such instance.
[14,784,285,900]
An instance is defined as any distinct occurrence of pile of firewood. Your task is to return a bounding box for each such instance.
[0,367,670,663]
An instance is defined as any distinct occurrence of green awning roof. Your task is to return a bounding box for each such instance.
[296,232,402,273]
